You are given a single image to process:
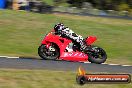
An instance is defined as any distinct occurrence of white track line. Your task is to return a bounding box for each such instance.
[0,56,132,66]
[121,65,132,66]
[0,56,19,58]
[7,57,19,58]
[84,62,132,66]
[83,62,91,63]
[107,64,119,66]
[0,56,8,58]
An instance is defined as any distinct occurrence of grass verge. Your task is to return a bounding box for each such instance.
[0,69,131,88]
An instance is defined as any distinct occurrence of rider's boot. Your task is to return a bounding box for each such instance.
[75,35,93,53]
[80,41,93,53]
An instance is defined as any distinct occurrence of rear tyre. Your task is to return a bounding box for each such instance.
[88,46,107,64]
[38,44,60,60]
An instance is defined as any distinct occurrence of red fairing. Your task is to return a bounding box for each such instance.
[41,32,72,55]
[41,31,89,62]
[60,52,88,61]
[85,36,97,45]
[39,29,107,64]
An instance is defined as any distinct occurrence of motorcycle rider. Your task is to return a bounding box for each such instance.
[54,23,88,52]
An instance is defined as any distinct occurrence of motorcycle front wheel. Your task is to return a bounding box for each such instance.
[38,44,60,60]
[88,46,107,64]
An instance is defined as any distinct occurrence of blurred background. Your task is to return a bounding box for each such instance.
[0,1,132,88]
[0,0,132,18]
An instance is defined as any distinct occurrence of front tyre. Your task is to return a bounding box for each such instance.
[38,44,60,60]
[88,46,107,64]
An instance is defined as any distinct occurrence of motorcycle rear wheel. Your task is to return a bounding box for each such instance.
[88,46,107,64]
[38,44,60,60]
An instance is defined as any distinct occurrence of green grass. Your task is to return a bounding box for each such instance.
[0,69,131,88]
[0,10,132,65]
[41,0,70,6]
[42,0,54,6]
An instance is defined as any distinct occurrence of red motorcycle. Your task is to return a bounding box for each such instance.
[38,30,107,64]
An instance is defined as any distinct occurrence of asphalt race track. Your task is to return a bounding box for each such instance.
[0,57,132,73]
